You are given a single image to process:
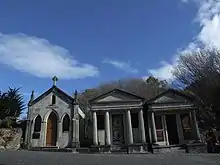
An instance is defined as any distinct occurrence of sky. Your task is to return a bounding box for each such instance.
[0,0,220,118]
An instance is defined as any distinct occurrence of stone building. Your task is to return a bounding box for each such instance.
[89,89,201,153]
[24,77,85,149]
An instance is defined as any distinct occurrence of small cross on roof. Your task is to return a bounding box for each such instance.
[52,76,58,86]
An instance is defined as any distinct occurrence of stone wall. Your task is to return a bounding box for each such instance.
[0,128,22,151]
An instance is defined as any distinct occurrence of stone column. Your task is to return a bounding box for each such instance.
[57,120,62,147]
[24,120,30,146]
[192,110,201,141]
[126,110,133,144]
[147,115,152,143]
[72,119,80,147]
[105,111,111,145]
[93,111,98,145]
[176,114,184,144]
[150,112,157,143]
[138,109,146,143]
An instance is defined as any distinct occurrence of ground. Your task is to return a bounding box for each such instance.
[0,151,220,165]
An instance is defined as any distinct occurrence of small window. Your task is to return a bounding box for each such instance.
[62,115,70,132]
[52,95,56,105]
[34,115,42,132]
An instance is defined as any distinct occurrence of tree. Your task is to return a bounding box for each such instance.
[0,87,25,128]
[172,48,220,128]
[78,77,168,107]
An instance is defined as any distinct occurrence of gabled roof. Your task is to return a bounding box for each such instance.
[145,89,194,104]
[31,85,74,105]
[89,88,145,103]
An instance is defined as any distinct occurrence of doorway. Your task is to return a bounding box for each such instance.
[46,111,57,146]
[166,114,179,145]
[112,114,124,145]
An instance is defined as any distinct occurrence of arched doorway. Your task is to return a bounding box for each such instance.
[46,111,58,146]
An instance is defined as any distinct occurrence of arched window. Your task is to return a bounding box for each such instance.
[62,115,70,132]
[34,115,42,132]
[52,95,56,105]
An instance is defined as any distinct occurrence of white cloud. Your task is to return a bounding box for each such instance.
[148,61,174,80]
[0,33,99,79]
[148,0,220,80]
[181,0,189,3]
[103,59,139,74]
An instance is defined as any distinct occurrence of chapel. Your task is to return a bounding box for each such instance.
[24,76,85,149]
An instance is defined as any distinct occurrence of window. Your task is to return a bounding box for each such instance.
[52,95,56,105]
[33,115,41,139]
[62,115,70,132]
[34,115,42,132]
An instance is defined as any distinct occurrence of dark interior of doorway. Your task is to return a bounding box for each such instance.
[166,114,179,145]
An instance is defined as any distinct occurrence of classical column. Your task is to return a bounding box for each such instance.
[150,112,157,143]
[138,109,146,143]
[93,111,98,145]
[148,115,152,143]
[176,114,184,144]
[105,111,111,145]
[192,110,201,141]
[126,110,133,144]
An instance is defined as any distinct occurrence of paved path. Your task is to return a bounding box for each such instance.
[0,151,220,165]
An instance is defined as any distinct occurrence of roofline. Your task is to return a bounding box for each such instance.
[30,86,74,105]
[89,88,145,103]
[144,88,194,105]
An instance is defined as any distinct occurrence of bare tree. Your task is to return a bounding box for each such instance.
[172,48,220,128]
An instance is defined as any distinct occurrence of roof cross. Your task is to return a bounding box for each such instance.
[52,76,58,86]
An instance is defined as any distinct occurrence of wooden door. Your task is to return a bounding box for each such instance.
[46,112,57,146]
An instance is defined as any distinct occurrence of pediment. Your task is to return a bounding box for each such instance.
[31,86,73,106]
[89,89,144,103]
[148,89,192,104]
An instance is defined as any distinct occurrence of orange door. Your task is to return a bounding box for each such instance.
[46,112,57,146]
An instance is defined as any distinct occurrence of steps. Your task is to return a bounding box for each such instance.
[30,147,77,153]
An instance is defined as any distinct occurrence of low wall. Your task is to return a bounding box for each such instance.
[0,128,22,151]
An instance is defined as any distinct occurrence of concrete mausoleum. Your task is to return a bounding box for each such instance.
[89,89,201,153]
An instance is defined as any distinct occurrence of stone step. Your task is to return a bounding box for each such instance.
[30,147,78,153]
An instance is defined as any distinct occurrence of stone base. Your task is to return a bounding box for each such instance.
[185,143,207,153]
[30,147,78,153]
[127,144,148,154]
[90,145,111,153]
[90,144,148,154]
[151,144,185,154]
[72,142,80,148]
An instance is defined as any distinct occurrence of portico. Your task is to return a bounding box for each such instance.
[89,88,202,153]
[146,89,201,147]
[89,89,147,152]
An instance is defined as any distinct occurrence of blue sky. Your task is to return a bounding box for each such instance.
[0,0,220,117]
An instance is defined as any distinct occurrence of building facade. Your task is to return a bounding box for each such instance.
[24,78,202,153]
[24,77,85,149]
[89,89,201,153]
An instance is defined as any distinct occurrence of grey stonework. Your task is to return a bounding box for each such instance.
[25,85,84,149]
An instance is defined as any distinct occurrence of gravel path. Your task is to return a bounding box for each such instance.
[0,151,219,165]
